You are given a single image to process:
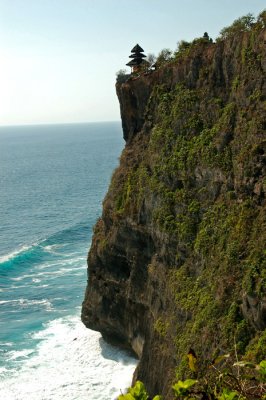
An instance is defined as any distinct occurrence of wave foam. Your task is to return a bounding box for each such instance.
[8,349,34,361]
[0,314,137,400]
[0,238,84,271]
[0,245,32,264]
[0,298,53,311]
[10,263,85,282]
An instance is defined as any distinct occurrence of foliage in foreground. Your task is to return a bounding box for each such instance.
[118,357,266,400]
[118,380,162,400]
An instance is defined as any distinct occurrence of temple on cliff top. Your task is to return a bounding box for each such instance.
[126,44,147,73]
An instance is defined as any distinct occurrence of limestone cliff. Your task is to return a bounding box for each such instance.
[82,23,266,398]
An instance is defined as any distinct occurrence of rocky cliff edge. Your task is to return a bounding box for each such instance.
[82,25,266,398]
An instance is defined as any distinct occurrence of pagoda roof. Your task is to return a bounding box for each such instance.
[126,59,140,66]
[129,52,146,58]
[131,44,144,53]
[126,58,148,67]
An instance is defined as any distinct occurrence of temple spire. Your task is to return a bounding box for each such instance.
[126,43,147,73]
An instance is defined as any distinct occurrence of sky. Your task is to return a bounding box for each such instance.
[0,0,264,126]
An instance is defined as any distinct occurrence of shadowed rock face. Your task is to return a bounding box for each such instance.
[82,27,266,399]
[241,294,266,331]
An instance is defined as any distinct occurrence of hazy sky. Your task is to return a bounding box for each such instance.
[0,0,264,126]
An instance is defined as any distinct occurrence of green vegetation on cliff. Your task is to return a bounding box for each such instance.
[82,12,266,400]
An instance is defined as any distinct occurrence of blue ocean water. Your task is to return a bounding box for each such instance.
[0,122,136,400]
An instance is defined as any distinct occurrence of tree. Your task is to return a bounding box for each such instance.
[218,13,255,40]
[116,69,129,83]
[156,48,173,67]
[176,40,191,54]
[257,9,266,29]
[146,53,156,68]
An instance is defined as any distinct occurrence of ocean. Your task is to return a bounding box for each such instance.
[0,122,137,400]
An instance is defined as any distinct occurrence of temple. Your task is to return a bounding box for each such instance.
[126,44,147,73]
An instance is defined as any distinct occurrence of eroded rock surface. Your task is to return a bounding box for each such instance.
[82,27,266,398]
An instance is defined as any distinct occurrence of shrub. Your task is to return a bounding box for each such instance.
[121,357,266,399]
[118,380,162,400]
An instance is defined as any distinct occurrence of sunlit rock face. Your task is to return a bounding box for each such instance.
[82,26,266,399]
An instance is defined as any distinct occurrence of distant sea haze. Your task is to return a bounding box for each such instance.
[0,122,137,399]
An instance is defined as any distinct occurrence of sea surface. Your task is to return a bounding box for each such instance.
[0,122,137,400]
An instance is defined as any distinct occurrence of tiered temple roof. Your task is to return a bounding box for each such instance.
[126,44,147,71]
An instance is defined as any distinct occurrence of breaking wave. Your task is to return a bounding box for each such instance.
[0,314,137,400]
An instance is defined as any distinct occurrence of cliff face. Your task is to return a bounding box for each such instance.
[82,26,266,398]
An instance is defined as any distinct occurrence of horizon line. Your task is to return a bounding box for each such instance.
[0,120,120,128]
